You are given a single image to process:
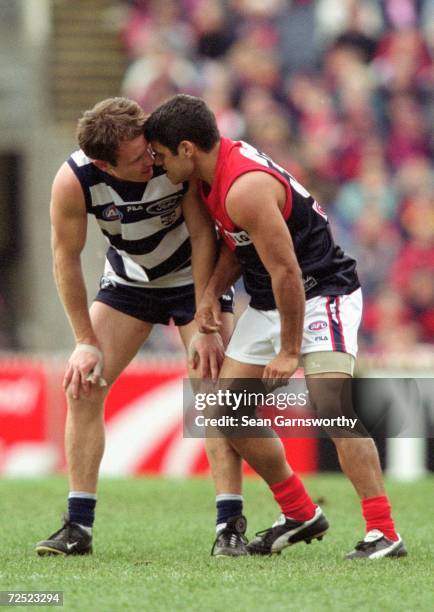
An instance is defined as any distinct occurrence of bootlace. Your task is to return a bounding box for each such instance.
[354,539,376,551]
[253,527,276,546]
[211,528,246,554]
[48,521,73,541]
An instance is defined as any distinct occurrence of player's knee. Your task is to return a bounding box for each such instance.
[206,438,235,460]
[66,384,108,411]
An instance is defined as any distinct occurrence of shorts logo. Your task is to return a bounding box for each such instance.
[308,320,328,332]
[146,196,180,215]
[102,204,122,220]
[100,276,116,289]
[315,335,329,342]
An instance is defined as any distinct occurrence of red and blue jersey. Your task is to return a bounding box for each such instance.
[198,138,359,310]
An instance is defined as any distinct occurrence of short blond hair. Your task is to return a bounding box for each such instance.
[77,97,146,165]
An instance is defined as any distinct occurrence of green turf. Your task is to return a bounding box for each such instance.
[0,475,432,611]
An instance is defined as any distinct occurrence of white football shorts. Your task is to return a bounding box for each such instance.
[225,288,363,366]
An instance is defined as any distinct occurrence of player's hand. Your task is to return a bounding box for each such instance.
[188,331,225,381]
[63,343,107,400]
[195,297,222,333]
[263,351,299,390]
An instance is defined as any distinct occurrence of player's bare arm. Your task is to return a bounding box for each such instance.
[182,181,226,379]
[196,242,242,333]
[50,163,103,398]
[182,181,219,309]
[226,171,305,380]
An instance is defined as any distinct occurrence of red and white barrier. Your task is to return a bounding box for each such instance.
[0,360,57,475]
[0,357,317,477]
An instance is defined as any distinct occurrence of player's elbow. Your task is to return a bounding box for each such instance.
[52,242,81,274]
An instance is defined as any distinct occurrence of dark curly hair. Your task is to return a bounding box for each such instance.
[144,94,220,155]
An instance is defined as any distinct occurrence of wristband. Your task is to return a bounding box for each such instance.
[75,343,107,387]
[75,343,103,360]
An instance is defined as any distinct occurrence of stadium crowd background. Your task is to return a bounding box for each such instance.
[119,0,433,358]
[0,0,432,360]
[0,0,431,483]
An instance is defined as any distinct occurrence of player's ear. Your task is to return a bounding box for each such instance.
[93,159,113,173]
[179,141,194,158]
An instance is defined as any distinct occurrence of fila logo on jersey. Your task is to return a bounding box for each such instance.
[127,204,144,212]
[102,204,123,220]
[146,195,180,215]
[303,275,318,291]
[308,321,328,332]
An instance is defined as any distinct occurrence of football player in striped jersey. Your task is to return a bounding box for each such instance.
[35,98,234,556]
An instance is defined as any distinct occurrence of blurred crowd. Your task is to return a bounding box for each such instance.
[120,0,433,356]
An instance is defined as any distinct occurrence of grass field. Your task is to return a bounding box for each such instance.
[1,475,433,611]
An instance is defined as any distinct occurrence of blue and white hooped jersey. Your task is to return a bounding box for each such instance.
[67,150,192,288]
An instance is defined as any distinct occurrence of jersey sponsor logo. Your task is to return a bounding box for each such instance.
[102,204,123,220]
[126,204,144,212]
[146,195,181,216]
[161,210,178,226]
[308,320,328,332]
[303,276,318,292]
[225,229,252,246]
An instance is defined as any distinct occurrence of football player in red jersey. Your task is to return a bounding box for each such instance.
[145,94,407,560]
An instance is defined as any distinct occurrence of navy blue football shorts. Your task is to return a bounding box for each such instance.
[94,278,234,326]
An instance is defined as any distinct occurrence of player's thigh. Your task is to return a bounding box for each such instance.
[211,358,267,428]
[305,370,352,417]
[89,301,153,385]
[219,312,235,346]
[219,356,265,379]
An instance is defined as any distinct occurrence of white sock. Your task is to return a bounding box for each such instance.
[68,491,97,500]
